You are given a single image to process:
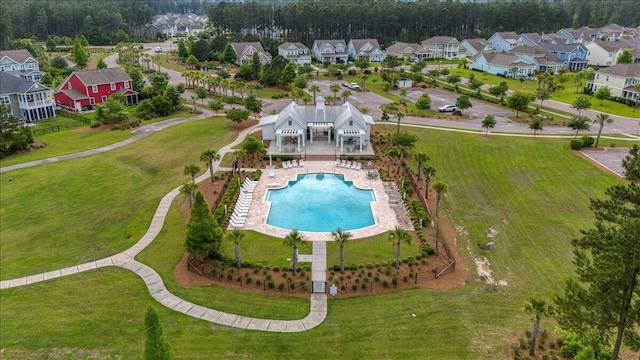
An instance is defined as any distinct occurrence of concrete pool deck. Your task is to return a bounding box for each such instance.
[238,161,402,241]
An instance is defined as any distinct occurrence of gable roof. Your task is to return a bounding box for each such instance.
[0,49,35,64]
[596,63,640,78]
[0,73,49,95]
[495,32,520,41]
[313,40,348,53]
[510,46,562,62]
[70,67,132,87]
[461,38,492,52]
[278,42,309,51]
[386,42,421,53]
[539,42,587,53]
[423,36,458,45]
[480,53,536,67]
[589,40,631,53]
[231,42,272,61]
[350,39,382,55]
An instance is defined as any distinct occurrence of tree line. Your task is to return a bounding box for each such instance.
[1,0,639,50]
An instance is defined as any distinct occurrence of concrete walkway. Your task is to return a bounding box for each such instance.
[0,123,328,332]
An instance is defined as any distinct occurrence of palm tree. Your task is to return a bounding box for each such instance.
[226,229,245,268]
[341,90,352,103]
[593,113,613,148]
[422,166,436,199]
[389,226,412,269]
[396,111,404,134]
[283,229,307,276]
[525,299,554,357]
[180,181,198,208]
[183,164,201,183]
[432,181,449,255]
[200,149,220,183]
[414,152,430,181]
[331,228,353,274]
[330,84,341,105]
[634,83,640,112]
[359,107,370,115]
[309,84,320,104]
[359,73,368,91]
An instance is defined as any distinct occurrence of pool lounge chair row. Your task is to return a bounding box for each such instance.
[334,160,362,170]
[229,179,258,229]
[282,159,305,169]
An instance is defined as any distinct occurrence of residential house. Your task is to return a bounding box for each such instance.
[556,27,600,44]
[539,43,589,71]
[487,32,523,53]
[312,40,349,64]
[459,38,493,58]
[510,46,564,73]
[240,25,281,40]
[585,41,633,66]
[151,12,208,37]
[385,42,421,60]
[587,63,640,100]
[421,36,460,59]
[0,49,44,83]
[54,67,138,112]
[278,42,312,65]
[519,33,543,47]
[470,53,536,78]
[230,42,272,66]
[258,97,373,154]
[0,73,55,122]
[347,39,386,62]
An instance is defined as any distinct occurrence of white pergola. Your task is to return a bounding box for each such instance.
[336,129,366,153]
[275,128,305,152]
[307,122,334,144]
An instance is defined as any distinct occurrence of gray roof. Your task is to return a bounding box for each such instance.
[349,39,382,55]
[510,45,562,63]
[480,53,536,67]
[0,49,35,63]
[423,36,458,45]
[230,42,272,60]
[495,31,520,40]
[461,38,492,52]
[70,67,132,87]
[539,43,587,53]
[590,40,632,53]
[313,40,348,54]
[596,63,640,78]
[0,73,49,95]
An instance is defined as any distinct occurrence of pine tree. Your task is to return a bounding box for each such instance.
[222,43,237,64]
[184,191,223,259]
[144,306,172,360]
[71,37,88,68]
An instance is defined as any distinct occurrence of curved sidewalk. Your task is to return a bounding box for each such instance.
[0,124,328,333]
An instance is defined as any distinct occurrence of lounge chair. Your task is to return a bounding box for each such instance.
[299,159,305,167]
[282,161,288,169]
[356,162,362,170]
[351,162,358,169]
[269,169,275,178]
[345,161,352,168]
[292,159,298,167]
[340,160,347,167]
[287,160,293,168]
[335,159,341,167]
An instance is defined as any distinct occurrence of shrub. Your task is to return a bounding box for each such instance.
[90,120,101,128]
[267,281,275,289]
[223,95,243,104]
[332,264,341,271]
[422,243,435,256]
[255,279,261,286]
[352,284,357,291]
[382,279,389,288]
[363,69,371,74]
[278,283,285,291]
[519,337,527,349]
[570,139,584,150]
[581,135,594,147]
[272,266,280,272]
[348,69,356,75]
[366,263,374,269]
[349,264,357,270]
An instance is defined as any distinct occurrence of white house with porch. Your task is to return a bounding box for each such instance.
[258,97,373,154]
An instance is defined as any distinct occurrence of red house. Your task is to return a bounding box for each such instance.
[54,67,138,112]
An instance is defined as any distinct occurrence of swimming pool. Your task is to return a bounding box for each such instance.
[266,173,376,232]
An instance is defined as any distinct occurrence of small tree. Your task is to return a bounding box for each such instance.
[617,49,634,64]
[331,228,353,274]
[71,37,88,67]
[354,57,370,73]
[525,299,554,357]
[184,191,223,259]
[396,111,404,134]
[432,181,449,255]
[183,164,201,183]
[244,94,262,120]
[226,229,245,268]
[415,93,431,112]
[180,181,198,208]
[507,91,532,117]
[144,306,172,360]
[572,96,591,116]
[196,86,208,104]
[568,116,591,138]
[529,117,543,139]
[200,149,220,182]
[622,144,640,182]
[592,113,613,147]
[309,85,321,103]
[535,87,552,108]
[208,100,224,115]
[136,99,155,120]
[594,86,611,106]
[94,97,129,124]
[414,152,430,181]
[481,115,496,135]
[381,110,389,122]
[186,54,200,69]
[226,108,250,128]
[96,58,107,69]
[389,226,411,269]
[283,229,307,276]
[455,95,472,115]
[330,84,340,105]
[422,166,436,199]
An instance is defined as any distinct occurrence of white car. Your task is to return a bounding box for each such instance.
[343,82,360,90]
[438,104,457,112]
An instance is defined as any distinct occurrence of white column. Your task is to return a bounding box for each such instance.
[298,134,301,152]
[340,136,344,153]
[302,133,306,148]
[359,136,363,152]
[277,134,281,152]
[310,127,313,143]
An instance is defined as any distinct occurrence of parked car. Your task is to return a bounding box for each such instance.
[438,104,457,112]
[154,47,163,53]
[343,82,361,90]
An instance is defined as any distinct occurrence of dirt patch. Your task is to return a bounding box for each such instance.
[474,256,507,286]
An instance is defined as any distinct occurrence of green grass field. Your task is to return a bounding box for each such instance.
[1,121,635,358]
[0,116,236,280]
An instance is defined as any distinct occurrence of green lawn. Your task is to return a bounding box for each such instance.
[0,116,236,279]
[0,125,633,358]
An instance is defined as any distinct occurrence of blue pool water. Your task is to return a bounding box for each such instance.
[266,173,376,232]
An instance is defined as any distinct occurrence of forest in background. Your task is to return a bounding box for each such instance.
[0,0,639,48]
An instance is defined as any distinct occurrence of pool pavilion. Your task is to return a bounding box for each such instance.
[258,97,374,155]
